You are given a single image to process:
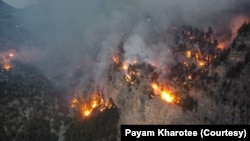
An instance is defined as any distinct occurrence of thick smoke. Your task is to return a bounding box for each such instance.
[3,0,250,123]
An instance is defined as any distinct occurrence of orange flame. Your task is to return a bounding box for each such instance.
[81,104,92,117]
[91,100,98,109]
[217,41,227,50]
[122,63,129,71]
[125,74,132,83]
[0,50,16,71]
[186,50,191,58]
[161,91,174,103]
[152,83,159,90]
[3,64,11,71]
[198,61,206,67]
[112,55,120,64]
[71,94,114,118]
[71,98,79,108]
[83,110,91,117]
[151,83,179,104]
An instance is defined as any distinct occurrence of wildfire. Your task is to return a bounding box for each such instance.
[152,83,159,90]
[91,99,98,109]
[0,50,16,71]
[151,83,179,104]
[122,63,129,71]
[188,74,192,80]
[3,64,11,71]
[9,53,14,57]
[81,104,92,117]
[186,50,191,58]
[125,74,133,84]
[217,41,227,50]
[112,55,120,64]
[161,91,174,103]
[83,109,91,117]
[198,61,206,67]
[71,98,79,108]
[71,94,114,118]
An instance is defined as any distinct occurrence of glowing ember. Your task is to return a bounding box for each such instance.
[112,55,120,64]
[188,74,192,80]
[9,53,14,57]
[183,62,189,67]
[217,41,227,50]
[122,63,128,71]
[151,83,159,91]
[133,60,138,64]
[91,100,98,109]
[198,61,205,67]
[125,74,132,83]
[186,50,191,58]
[3,64,11,71]
[0,50,16,71]
[71,98,79,108]
[195,53,199,59]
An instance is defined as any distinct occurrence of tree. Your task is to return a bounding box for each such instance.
[16,116,57,141]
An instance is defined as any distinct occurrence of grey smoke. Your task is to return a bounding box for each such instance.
[3,0,250,92]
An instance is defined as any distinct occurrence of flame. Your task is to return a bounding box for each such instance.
[161,91,174,103]
[3,64,11,71]
[9,53,14,57]
[122,63,128,71]
[125,74,132,84]
[0,50,16,71]
[151,83,179,104]
[91,100,98,109]
[188,74,192,80]
[81,105,92,117]
[152,83,159,91]
[71,94,114,118]
[112,55,120,64]
[83,110,91,117]
[71,98,79,108]
[186,50,191,58]
[217,41,227,50]
[195,53,199,59]
[198,61,206,67]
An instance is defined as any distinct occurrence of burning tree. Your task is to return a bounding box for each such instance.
[70,92,116,119]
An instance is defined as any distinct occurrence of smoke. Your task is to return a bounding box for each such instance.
[3,0,250,123]
[230,14,250,42]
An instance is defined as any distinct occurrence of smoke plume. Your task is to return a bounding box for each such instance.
[3,0,250,123]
